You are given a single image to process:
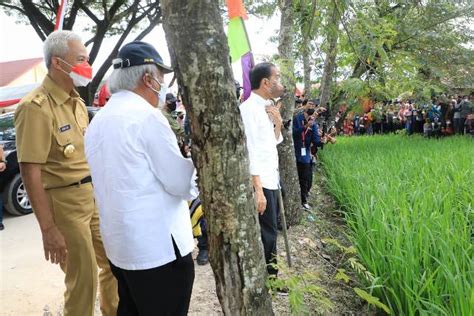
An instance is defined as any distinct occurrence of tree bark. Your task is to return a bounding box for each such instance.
[318,1,339,109]
[303,49,312,97]
[278,0,302,226]
[161,1,274,315]
[301,0,318,97]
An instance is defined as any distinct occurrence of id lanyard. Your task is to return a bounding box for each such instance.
[301,122,309,157]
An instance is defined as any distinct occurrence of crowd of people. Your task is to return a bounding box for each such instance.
[337,96,474,137]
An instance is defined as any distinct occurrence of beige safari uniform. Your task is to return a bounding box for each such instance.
[14,76,118,316]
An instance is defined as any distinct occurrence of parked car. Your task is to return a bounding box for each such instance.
[0,107,100,216]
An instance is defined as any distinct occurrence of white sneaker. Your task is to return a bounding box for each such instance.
[302,203,311,210]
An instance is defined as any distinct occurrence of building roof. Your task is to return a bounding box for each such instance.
[0,58,43,86]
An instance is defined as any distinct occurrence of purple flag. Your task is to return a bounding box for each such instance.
[241,51,254,101]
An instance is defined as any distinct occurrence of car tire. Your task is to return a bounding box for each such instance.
[3,174,33,216]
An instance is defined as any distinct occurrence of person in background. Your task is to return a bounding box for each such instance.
[239,62,285,277]
[162,92,185,138]
[0,144,6,230]
[293,108,324,210]
[85,41,197,315]
[14,30,118,315]
[459,95,472,135]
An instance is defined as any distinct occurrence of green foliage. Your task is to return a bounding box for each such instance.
[335,269,350,284]
[267,260,333,314]
[335,0,474,100]
[354,287,391,314]
[320,135,474,315]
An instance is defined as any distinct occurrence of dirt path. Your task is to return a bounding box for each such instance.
[0,213,221,315]
[1,169,362,315]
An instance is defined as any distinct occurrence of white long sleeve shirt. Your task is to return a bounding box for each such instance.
[239,92,283,190]
[85,90,198,270]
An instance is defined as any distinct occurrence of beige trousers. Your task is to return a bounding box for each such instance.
[48,183,118,316]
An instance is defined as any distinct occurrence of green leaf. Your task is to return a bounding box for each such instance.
[354,287,391,314]
[335,269,351,284]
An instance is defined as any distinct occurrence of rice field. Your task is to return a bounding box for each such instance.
[319,135,473,315]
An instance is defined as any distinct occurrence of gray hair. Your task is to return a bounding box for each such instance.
[43,31,82,69]
[108,64,160,94]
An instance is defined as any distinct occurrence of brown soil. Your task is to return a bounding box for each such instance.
[271,168,366,315]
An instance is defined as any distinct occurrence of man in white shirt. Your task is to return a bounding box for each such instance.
[85,41,198,316]
[239,62,285,276]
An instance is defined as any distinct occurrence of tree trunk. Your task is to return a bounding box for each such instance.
[278,0,302,226]
[303,50,312,97]
[318,2,339,109]
[161,1,274,315]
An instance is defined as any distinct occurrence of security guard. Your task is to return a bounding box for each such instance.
[14,31,118,316]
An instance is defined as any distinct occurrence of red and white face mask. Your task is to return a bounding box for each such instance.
[58,58,93,87]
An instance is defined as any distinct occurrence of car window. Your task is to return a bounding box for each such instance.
[0,114,15,141]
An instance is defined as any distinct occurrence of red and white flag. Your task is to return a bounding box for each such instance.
[54,0,68,31]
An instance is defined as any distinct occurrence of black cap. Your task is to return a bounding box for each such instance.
[166,93,177,103]
[112,41,173,73]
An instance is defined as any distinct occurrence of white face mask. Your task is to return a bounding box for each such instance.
[149,76,167,108]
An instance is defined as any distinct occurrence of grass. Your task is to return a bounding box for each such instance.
[319,134,473,315]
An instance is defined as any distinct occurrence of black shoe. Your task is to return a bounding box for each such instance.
[276,285,290,295]
[196,249,209,265]
[0,223,4,231]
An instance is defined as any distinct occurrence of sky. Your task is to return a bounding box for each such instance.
[0,10,281,88]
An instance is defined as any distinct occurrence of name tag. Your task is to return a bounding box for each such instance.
[59,124,71,133]
[301,148,307,156]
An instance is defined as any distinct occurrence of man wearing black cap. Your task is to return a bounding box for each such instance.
[85,41,198,316]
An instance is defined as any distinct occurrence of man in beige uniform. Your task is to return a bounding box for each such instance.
[14,31,117,316]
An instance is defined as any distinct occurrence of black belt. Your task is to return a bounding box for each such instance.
[68,175,92,187]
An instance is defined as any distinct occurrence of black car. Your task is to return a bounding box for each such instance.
[0,107,100,216]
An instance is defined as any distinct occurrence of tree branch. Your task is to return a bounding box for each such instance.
[393,8,474,49]
[109,0,129,20]
[64,0,81,30]
[78,2,101,24]
[84,36,96,47]
[19,0,55,35]
[134,10,162,41]
[0,3,26,15]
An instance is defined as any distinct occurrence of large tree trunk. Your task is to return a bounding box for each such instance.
[303,50,312,97]
[278,0,302,226]
[161,1,274,315]
[318,2,339,109]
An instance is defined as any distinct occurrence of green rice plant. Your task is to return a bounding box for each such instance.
[319,135,474,315]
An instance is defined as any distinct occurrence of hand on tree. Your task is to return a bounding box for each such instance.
[41,225,68,265]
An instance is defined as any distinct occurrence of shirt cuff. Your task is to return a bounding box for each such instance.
[276,133,283,145]
[184,168,199,201]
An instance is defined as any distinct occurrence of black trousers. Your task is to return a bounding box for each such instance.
[297,162,312,204]
[109,240,195,316]
[260,188,280,276]
[197,218,208,251]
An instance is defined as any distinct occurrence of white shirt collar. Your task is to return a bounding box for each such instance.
[249,92,273,107]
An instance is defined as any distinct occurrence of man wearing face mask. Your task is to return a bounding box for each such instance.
[239,62,285,277]
[85,41,198,315]
[14,31,118,316]
[162,92,185,138]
